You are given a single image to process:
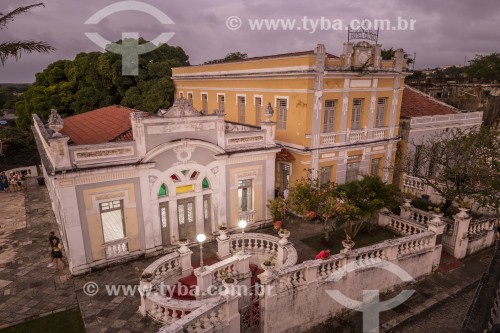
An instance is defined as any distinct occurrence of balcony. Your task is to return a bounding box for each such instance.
[319,127,390,147]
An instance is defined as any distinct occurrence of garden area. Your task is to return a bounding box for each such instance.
[301,225,399,254]
[266,174,402,257]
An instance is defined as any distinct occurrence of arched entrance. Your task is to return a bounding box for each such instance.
[151,165,218,245]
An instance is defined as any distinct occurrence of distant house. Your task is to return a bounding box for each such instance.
[0,109,16,121]
[32,100,279,275]
[397,85,483,199]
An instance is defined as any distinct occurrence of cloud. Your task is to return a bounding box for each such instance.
[0,0,498,82]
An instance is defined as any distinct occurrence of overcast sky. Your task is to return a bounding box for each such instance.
[1,0,499,83]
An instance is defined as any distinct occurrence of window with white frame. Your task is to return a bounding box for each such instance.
[201,94,208,114]
[370,158,381,176]
[218,94,225,111]
[238,96,246,123]
[277,98,287,130]
[351,99,363,130]
[346,161,360,183]
[100,200,125,243]
[320,166,332,185]
[323,100,336,133]
[238,179,253,212]
[375,98,386,127]
[255,97,262,124]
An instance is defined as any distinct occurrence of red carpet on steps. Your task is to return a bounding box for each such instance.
[164,257,265,300]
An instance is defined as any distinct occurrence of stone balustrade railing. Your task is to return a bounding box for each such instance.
[145,293,212,325]
[387,214,427,236]
[318,127,393,147]
[402,174,426,191]
[156,297,231,333]
[267,230,436,295]
[229,233,278,256]
[468,218,496,239]
[103,238,129,258]
[227,233,297,269]
[143,252,182,283]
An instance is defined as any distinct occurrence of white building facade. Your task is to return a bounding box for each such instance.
[32,99,280,275]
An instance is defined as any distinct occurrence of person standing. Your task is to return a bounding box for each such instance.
[0,172,7,192]
[47,232,59,268]
[51,237,65,270]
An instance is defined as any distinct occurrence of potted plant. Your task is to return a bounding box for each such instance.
[261,254,276,276]
[341,231,355,253]
[267,197,287,226]
[219,269,237,295]
[140,272,154,292]
[218,223,228,240]
[178,238,189,254]
[278,228,290,245]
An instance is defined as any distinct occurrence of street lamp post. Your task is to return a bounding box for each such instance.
[196,233,206,272]
[238,219,247,255]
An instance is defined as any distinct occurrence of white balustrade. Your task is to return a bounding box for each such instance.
[146,294,218,326]
[321,133,336,145]
[403,174,426,191]
[468,219,492,239]
[349,130,365,142]
[397,233,434,257]
[238,212,254,224]
[387,215,426,236]
[354,248,385,268]
[373,129,385,140]
[316,257,344,281]
[157,298,228,333]
[230,233,278,255]
[275,267,307,292]
[143,252,181,281]
[103,238,129,258]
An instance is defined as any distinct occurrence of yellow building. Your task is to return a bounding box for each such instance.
[173,41,409,190]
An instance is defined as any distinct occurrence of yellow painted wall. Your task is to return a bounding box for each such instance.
[173,55,315,76]
[82,183,140,261]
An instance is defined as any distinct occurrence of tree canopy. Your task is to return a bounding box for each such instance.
[15,39,190,130]
[0,3,54,66]
[406,126,500,212]
[204,52,248,65]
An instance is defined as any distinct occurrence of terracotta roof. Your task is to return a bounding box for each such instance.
[401,86,458,118]
[60,105,139,145]
[276,148,295,162]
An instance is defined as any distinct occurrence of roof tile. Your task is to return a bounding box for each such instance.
[401,86,457,118]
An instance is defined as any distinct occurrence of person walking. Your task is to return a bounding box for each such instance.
[51,237,65,270]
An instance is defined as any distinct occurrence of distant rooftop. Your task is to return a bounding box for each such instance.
[401,85,458,118]
[193,50,338,66]
[60,105,139,145]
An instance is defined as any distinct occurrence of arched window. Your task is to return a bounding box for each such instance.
[158,183,168,197]
[202,178,210,190]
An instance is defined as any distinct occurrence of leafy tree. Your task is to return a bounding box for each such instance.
[466,53,500,82]
[381,47,413,64]
[286,175,355,242]
[338,175,399,239]
[0,87,21,108]
[0,3,55,66]
[15,39,190,130]
[204,52,248,64]
[406,126,500,213]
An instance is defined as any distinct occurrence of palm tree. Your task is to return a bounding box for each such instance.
[0,3,55,66]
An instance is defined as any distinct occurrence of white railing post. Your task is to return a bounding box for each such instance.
[217,235,232,260]
[453,208,471,259]
[427,214,445,271]
[224,294,241,333]
[194,268,213,296]
[400,199,412,220]
[178,249,193,277]
[378,208,391,227]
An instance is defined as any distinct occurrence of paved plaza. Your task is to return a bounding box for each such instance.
[0,178,494,333]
